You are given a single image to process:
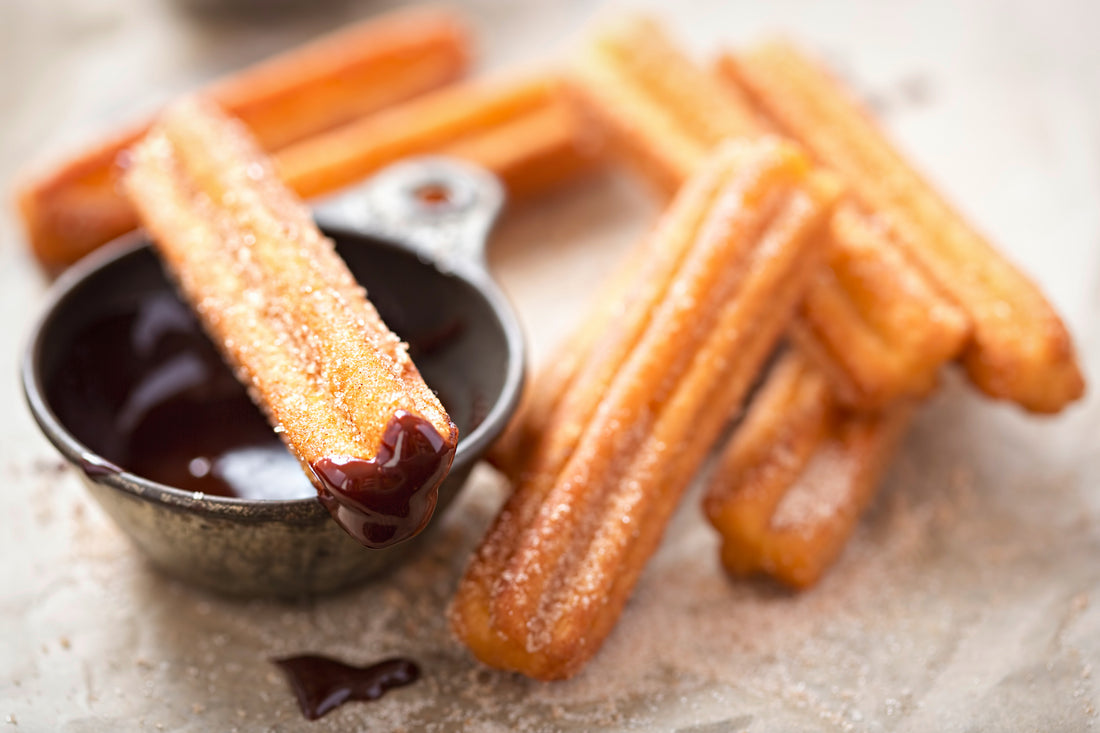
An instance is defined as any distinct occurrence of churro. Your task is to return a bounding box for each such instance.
[440,94,596,201]
[485,251,646,481]
[17,7,470,272]
[566,16,757,195]
[703,351,913,588]
[451,139,837,679]
[791,206,968,407]
[122,98,456,549]
[565,15,968,410]
[722,41,1084,412]
[277,74,594,201]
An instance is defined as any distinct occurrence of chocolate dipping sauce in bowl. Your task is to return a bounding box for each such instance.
[22,158,524,597]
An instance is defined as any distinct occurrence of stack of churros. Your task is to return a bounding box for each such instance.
[718,41,1084,413]
[16,5,1084,682]
[701,38,1082,586]
[565,16,971,410]
[472,12,1082,678]
[541,15,1080,593]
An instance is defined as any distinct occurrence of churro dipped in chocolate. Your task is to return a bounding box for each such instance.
[703,351,913,589]
[720,41,1084,413]
[122,98,456,549]
[451,139,837,679]
[17,7,469,272]
[565,15,969,411]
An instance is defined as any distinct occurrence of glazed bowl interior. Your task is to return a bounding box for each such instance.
[24,226,523,596]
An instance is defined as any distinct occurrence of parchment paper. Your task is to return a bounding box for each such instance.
[2,1,1098,730]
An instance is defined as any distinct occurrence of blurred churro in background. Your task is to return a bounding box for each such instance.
[564,15,970,411]
[277,74,595,202]
[16,8,470,270]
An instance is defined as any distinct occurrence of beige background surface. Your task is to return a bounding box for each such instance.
[2,1,1099,730]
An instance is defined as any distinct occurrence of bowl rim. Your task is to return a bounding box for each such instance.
[21,226,525,522]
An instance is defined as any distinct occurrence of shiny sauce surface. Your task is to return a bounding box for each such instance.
[47,291,313,500]
[273,654,421,720]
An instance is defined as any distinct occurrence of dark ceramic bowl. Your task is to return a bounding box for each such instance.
[22,158,524,597]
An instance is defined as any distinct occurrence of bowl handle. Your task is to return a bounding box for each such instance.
[312,156,505,273]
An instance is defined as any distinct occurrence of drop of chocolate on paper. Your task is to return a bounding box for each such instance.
[272,654,420,720]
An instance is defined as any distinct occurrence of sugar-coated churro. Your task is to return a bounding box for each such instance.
[485,250,646,481]
[791,205,968,407]
[451,139,837,679]
[703,351,913,589]
[16,7,470,272]
[566,16,756,195]
[721,41,1084,413]
[122,98,456,549]
[564,15,968,411]
[503,16,963,600]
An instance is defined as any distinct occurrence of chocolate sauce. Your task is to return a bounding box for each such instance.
[406,317,466,360]
[46,291,317,500]
[273,654,420,720]
[311,411,455,548]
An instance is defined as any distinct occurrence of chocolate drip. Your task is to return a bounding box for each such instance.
[273,654,420,720]
[311,411,455,549]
